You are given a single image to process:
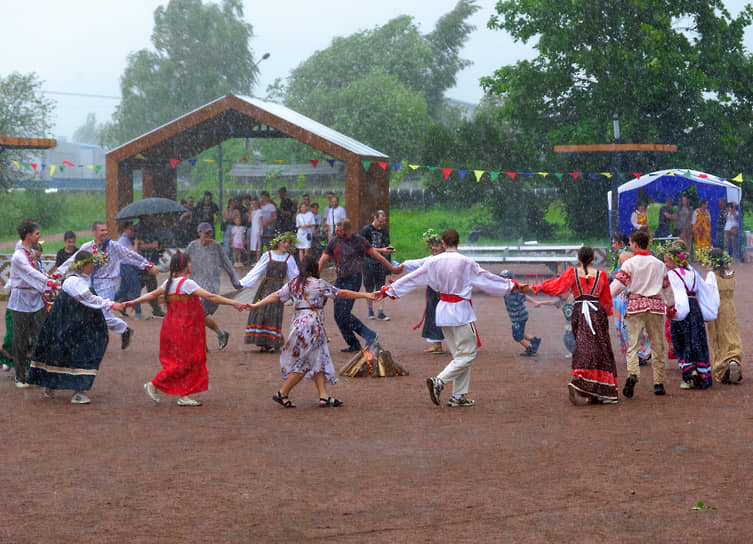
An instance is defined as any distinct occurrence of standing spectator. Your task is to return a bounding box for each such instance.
[324,195,346,241]
[247,198,263,263]
[692,199,712,253]
[239,195,251,227]
[231,213,245,267]
[182,222,242,350]
[320,192,335,237]
[295,202,316,262]
[715,198,727,249]
[259,191,277,248]
[610,230,676,398]
[58,221,158,349]
[656,197,675,238]
[114,221,146,320]
[361,210,394,321]
[318,218,402,352]
[222,197,240,257]
[276,187,296,233]
[51,231,78,275]
[724,201,740,261]
[676,196,693,249]
[630,203,650,234]
[378,229,526,407]
[7,219,58,387]
[135,215,166,318]
[194,191,220,233]
[175,197,197,247]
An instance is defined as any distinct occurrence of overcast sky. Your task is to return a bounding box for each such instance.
[2,0,752,140]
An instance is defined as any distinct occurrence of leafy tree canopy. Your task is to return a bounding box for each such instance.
[72,113,106,146]
[103,0,260,147]
[0,72,55,189]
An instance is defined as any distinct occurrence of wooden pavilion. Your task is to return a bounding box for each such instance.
[105,94,390,234]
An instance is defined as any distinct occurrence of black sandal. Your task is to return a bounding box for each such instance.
[319,397,343,408]
[273,391,295,408]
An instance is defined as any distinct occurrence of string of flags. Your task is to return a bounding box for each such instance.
[1,154,751,185]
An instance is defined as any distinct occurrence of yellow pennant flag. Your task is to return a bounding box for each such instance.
[408,164,420,170]
[666,170,675,176]
[134,153,145,159]
[600,172,612,178]
[474,170,485,182]
[49,165,56,177]
[204,159,215,164]
[12,160,19,169]
[536,172,548,176]
[87,165,94,170]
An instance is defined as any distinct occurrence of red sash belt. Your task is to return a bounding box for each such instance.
[438,294,481,347]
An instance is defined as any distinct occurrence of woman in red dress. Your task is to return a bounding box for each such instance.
[126,251,249,406]
[534,246,619,404]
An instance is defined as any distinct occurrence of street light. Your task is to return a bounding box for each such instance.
[610,114,621,244]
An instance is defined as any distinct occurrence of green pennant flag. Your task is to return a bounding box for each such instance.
[21,162,31,170]
[59,165,65,173]
[361,160,371,171]
[426,166,437,172]
[489,171,500,181]
[95,165,102,174]
[683,170,692,177]
[554,173,564,180]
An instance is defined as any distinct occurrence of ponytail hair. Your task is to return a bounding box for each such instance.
[164,250,191,306]
[578,245,594,276]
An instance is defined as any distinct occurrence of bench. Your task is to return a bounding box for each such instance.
[457,243,607,276]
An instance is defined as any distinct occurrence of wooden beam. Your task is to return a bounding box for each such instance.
[554,144,677,153]
[0,137,57,150]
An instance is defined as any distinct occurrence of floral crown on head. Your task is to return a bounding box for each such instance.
[421,228,442,247]
[270,231,297,249]
[70,252,105,271]
[695,248,732,269]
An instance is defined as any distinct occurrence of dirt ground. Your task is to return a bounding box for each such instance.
[1,262,752,543]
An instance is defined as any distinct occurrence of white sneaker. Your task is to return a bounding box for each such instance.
[680,381,693,390]
[728,361,742,383]
[14,379,30,389]
[2,364,10,372]
[177,397,201,406]
[144,382,160,404]
[71,392,90,404]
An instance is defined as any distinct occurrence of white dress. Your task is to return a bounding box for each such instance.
[296,211,315,249]
[247,209,263,252]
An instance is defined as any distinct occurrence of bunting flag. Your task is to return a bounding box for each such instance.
[188,159,197,166]
[21,162,31,170]
[600,172,612,178]
[698,173,708,178]
[87,165,94,170]
[49,165,56,177]
[378,161,388,170]
[732,173,743,182]
[275,159,284,164]
[473,170,485,182]
[521,172,532,177]
[30,163,38,174]
[666,171,675,176]
[203,159,215,164]
[442,168,452,180]
[554,173,564,180]
[63,160,75,167]
[569,172,579,180]
[457,169,467,180]
[408,164,420,170]
[489,171,500,181]
[393,163,402,172]
[361,160,371,171]
[241,156,248,162]
[536,172,548,176]
[309,159,319,168]
[133,154,145,160]
[95,165,102,174]
[12,160,19,169]
[426,166,437,172]
[631,172,641,179]
[169,159,180,169]
[326,159,335,168]
[506,171,516,180]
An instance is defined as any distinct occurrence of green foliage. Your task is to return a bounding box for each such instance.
[72,113,106,146]
[0,72,55,190]
[102,0,260,147]
[482,0,753,238]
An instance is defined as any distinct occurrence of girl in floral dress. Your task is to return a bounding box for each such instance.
[535,246,619,404]
[126,251,249,406]
[249,255,376,408]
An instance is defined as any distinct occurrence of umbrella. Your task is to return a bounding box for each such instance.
[114,197,186,220]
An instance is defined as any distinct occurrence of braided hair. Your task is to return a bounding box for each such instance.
[164,250,190,306]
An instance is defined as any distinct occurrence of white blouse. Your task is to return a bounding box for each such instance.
[63,274,115,310]
[667,266,717,321]
[160,276,200,295]
[239,251,299,289]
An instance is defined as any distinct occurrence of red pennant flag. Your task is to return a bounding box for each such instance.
[241,156,248,162]
[169,159,180,169]
[30,163,38,174]
[63,160,74,167]
[506,171,516,179]
[569,172,580,179]
[698,173,708,178]
[442,168,453,180]
[632,172,642,179]
[309,159,319,168]
[377,161,388,170]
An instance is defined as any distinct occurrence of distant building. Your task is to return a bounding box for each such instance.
[31,139,106,190]
[228,161,345,187]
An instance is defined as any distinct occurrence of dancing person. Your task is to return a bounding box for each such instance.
[127,251,249,407]
[182,222,242,350]
[378,228,530,407]
[231,213,245,267]
[664,245,717,390]
[703,248,742,384]
[113,221,145,319]
[318,218,402,352]
[500,270,553,357]
[676,196,693,249]
[402,230,445,354]
[610,231,675,398]
[534,247,619,404]
[6,219,59,388]
[295,202,316,262]
[610,232,652,366]
[361,210,395,321]
[249,256,376,408]
[26,251,126,404]
[134,215,166,317]
[241,232,299,352]
[50,231,78,275]
[58,221,158,349]
[692,199,712,254]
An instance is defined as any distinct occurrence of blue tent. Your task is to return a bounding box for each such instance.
[607,169,742,241]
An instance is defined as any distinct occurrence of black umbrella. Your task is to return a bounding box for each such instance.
[114,197,186,220]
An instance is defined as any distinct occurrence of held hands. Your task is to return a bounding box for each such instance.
[111,302,126,313]
[389,263,404,275]
[517,283,533,294]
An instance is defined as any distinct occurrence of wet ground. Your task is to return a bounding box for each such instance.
[1,263,752,542]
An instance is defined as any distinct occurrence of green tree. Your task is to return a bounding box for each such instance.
[72,113,106,146]
[102,0,261,147]
[482,0,753,237]
[0,72,55,190]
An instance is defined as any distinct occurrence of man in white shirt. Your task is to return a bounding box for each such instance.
[59,221,158,349]
[7,219,58,387]
[259,191,277,246]
[379,229,529,407]
[724,201,740,261]
[324,196,346,241]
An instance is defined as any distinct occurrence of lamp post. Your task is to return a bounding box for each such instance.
[610,114,621,243]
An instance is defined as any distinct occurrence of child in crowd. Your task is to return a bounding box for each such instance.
[231,213,245,267]
[500,270,553,356]
[51,231,77,275]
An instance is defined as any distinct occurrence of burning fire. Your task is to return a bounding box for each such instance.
[339,342,408,378]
